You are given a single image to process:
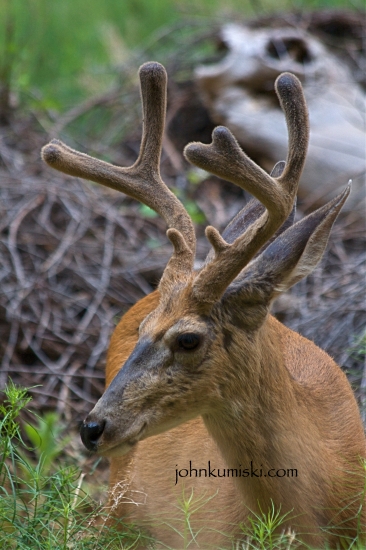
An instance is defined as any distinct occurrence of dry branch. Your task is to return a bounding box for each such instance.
[1,11,365,421]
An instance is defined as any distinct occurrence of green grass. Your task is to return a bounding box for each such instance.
[0,382,364,549]
[0,381,147,549]
[0,0,362,113]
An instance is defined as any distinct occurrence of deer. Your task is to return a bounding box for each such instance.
[42,62,365,549]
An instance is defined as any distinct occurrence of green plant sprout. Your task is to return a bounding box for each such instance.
[0,381,145,549]
[239,501,299,550]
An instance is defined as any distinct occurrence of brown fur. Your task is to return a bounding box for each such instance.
[103,291,365,548]
[41,63,365,548]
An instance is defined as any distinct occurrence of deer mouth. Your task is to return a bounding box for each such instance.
[99,422,148,457]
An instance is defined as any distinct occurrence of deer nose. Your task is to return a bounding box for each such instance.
[80,419,106,452]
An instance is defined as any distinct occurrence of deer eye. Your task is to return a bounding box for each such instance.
[177,333,201,351]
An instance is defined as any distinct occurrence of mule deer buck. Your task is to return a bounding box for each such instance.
[42,62,365,548]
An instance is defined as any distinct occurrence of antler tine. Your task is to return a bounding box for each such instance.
[135,63,167,172]
[183,72,309,304]
[42,62,196,278]
[275,73,309,194]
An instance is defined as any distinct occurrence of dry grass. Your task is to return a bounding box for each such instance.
[0,120,174,420]
[0,113,364,427]
[0,9,365,425]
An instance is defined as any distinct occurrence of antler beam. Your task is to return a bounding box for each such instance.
[42,62,196,280]
[184,72,309,304]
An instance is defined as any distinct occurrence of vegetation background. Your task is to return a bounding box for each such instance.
[0,0,365,548]
[0,0,362,111]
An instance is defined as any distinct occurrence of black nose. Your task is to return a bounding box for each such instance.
[80,419,106,451]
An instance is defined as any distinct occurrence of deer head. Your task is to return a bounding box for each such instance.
[42,62,349,458]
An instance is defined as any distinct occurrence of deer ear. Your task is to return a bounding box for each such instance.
[224,184,350,305]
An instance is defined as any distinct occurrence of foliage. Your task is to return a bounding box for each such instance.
[22,412,71,477]
[0,381,145,549]
[238,502,300,549]
[0,0,362,114]
[349,331,366,362]
[0,382,364,548]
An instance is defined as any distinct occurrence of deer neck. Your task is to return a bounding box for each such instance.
[202,315,309,512]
